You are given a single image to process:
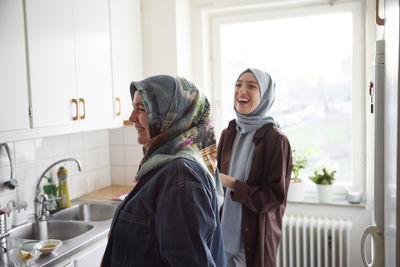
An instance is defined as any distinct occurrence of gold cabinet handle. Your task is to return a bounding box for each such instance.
[79,98,86,120]
[116,97,121,116]
[72,99,78,121]
[376,0,384,25]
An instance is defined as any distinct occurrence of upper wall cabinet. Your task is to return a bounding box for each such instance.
[0,0,30,132]
[109,0,143,122]
[74,0,113,123]
[25,0,113,128]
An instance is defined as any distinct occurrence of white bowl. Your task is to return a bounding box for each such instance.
[36,239,62,255]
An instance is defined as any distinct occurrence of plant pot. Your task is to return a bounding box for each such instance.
[287,181,305,202]
[316,184,334,203]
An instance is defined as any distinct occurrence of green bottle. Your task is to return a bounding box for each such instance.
[43,176,58,213]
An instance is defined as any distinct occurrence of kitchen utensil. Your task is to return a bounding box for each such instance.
[0,143,18,190]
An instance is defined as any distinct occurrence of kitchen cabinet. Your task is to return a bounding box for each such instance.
[73,0,114,123]
[69,237,107,267]
[109,0,143,122]
[0,0,142,143]
[25,0,113,128]
[0,0,30,132]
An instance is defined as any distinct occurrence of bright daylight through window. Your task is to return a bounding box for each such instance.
[213,4,364,189]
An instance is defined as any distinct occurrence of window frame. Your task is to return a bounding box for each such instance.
[209,1,366,200]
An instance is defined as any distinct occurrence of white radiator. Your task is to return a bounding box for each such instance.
[276,215,352,267]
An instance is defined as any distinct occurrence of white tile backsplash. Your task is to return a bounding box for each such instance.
[98,146,110,167]
[85,170,99,193]
[68,133,84,153]
[14,140,35,164]
[0,129,116,217]
[123,126,138,145]
[84,131,100,150]
[98,167,111,189]
[15,188,36,214]
[69,173,86,199]
[109,127,124,145]
[97,130,109,147]
[110,146,124,166]
[84,149,99,172]
[111,166,125,185]
[109,126,142,185]
[34,138,54,159]
[52,135,70,156]
[15,162,36,190]
[0,126,141,219]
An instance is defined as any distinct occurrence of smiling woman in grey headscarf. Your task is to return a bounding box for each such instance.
[217,68,292,267]
[102,75,226,267]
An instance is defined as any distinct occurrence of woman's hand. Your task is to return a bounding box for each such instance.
[220,173,236,191]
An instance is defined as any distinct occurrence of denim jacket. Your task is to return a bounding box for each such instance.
[101,158,226,267]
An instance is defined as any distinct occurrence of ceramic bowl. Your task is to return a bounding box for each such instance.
[36,239,62,255]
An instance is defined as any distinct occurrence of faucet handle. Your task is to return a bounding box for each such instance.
[40,194,49,221]
[48,195,61,201]
[35,193,48,204]
[35,193,50,221]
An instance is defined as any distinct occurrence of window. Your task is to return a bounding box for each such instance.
[210,2,365,194]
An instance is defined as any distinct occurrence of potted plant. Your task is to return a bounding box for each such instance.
[287,149,309,202]
[309,166,336,203]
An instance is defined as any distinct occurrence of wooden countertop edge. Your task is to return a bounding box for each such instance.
[80,185,134,200]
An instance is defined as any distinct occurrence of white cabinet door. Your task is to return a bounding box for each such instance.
[25,0,77,128]
[0,0,30,131]
[74,0,113,123]
[109,0,143,122]
[26,0,114,128]
[71,238,107,267]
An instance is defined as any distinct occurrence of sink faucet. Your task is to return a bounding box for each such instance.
[35,158,82,220]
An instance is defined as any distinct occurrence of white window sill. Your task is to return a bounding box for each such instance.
[287,191,366,208]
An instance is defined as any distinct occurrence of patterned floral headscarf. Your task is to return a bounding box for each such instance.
[130,75,223,204]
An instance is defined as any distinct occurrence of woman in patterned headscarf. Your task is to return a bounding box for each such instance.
[101,75,226,267]
[217,68,292,267]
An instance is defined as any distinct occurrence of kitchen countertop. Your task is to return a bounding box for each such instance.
[80,185,134,201]
[1,185,135,266]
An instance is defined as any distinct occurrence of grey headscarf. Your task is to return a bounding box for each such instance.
[221,68,278,253]
[235,68,278,133]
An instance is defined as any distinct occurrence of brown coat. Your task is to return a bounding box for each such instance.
[217,120,292,267]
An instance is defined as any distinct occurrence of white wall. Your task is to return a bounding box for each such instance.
[141,0,177,77]
[176,0,192,79]
[141,0,192,78]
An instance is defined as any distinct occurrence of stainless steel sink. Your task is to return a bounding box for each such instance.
[1,200,116,266]
[8,220,93,242]
[49,203,117,222]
